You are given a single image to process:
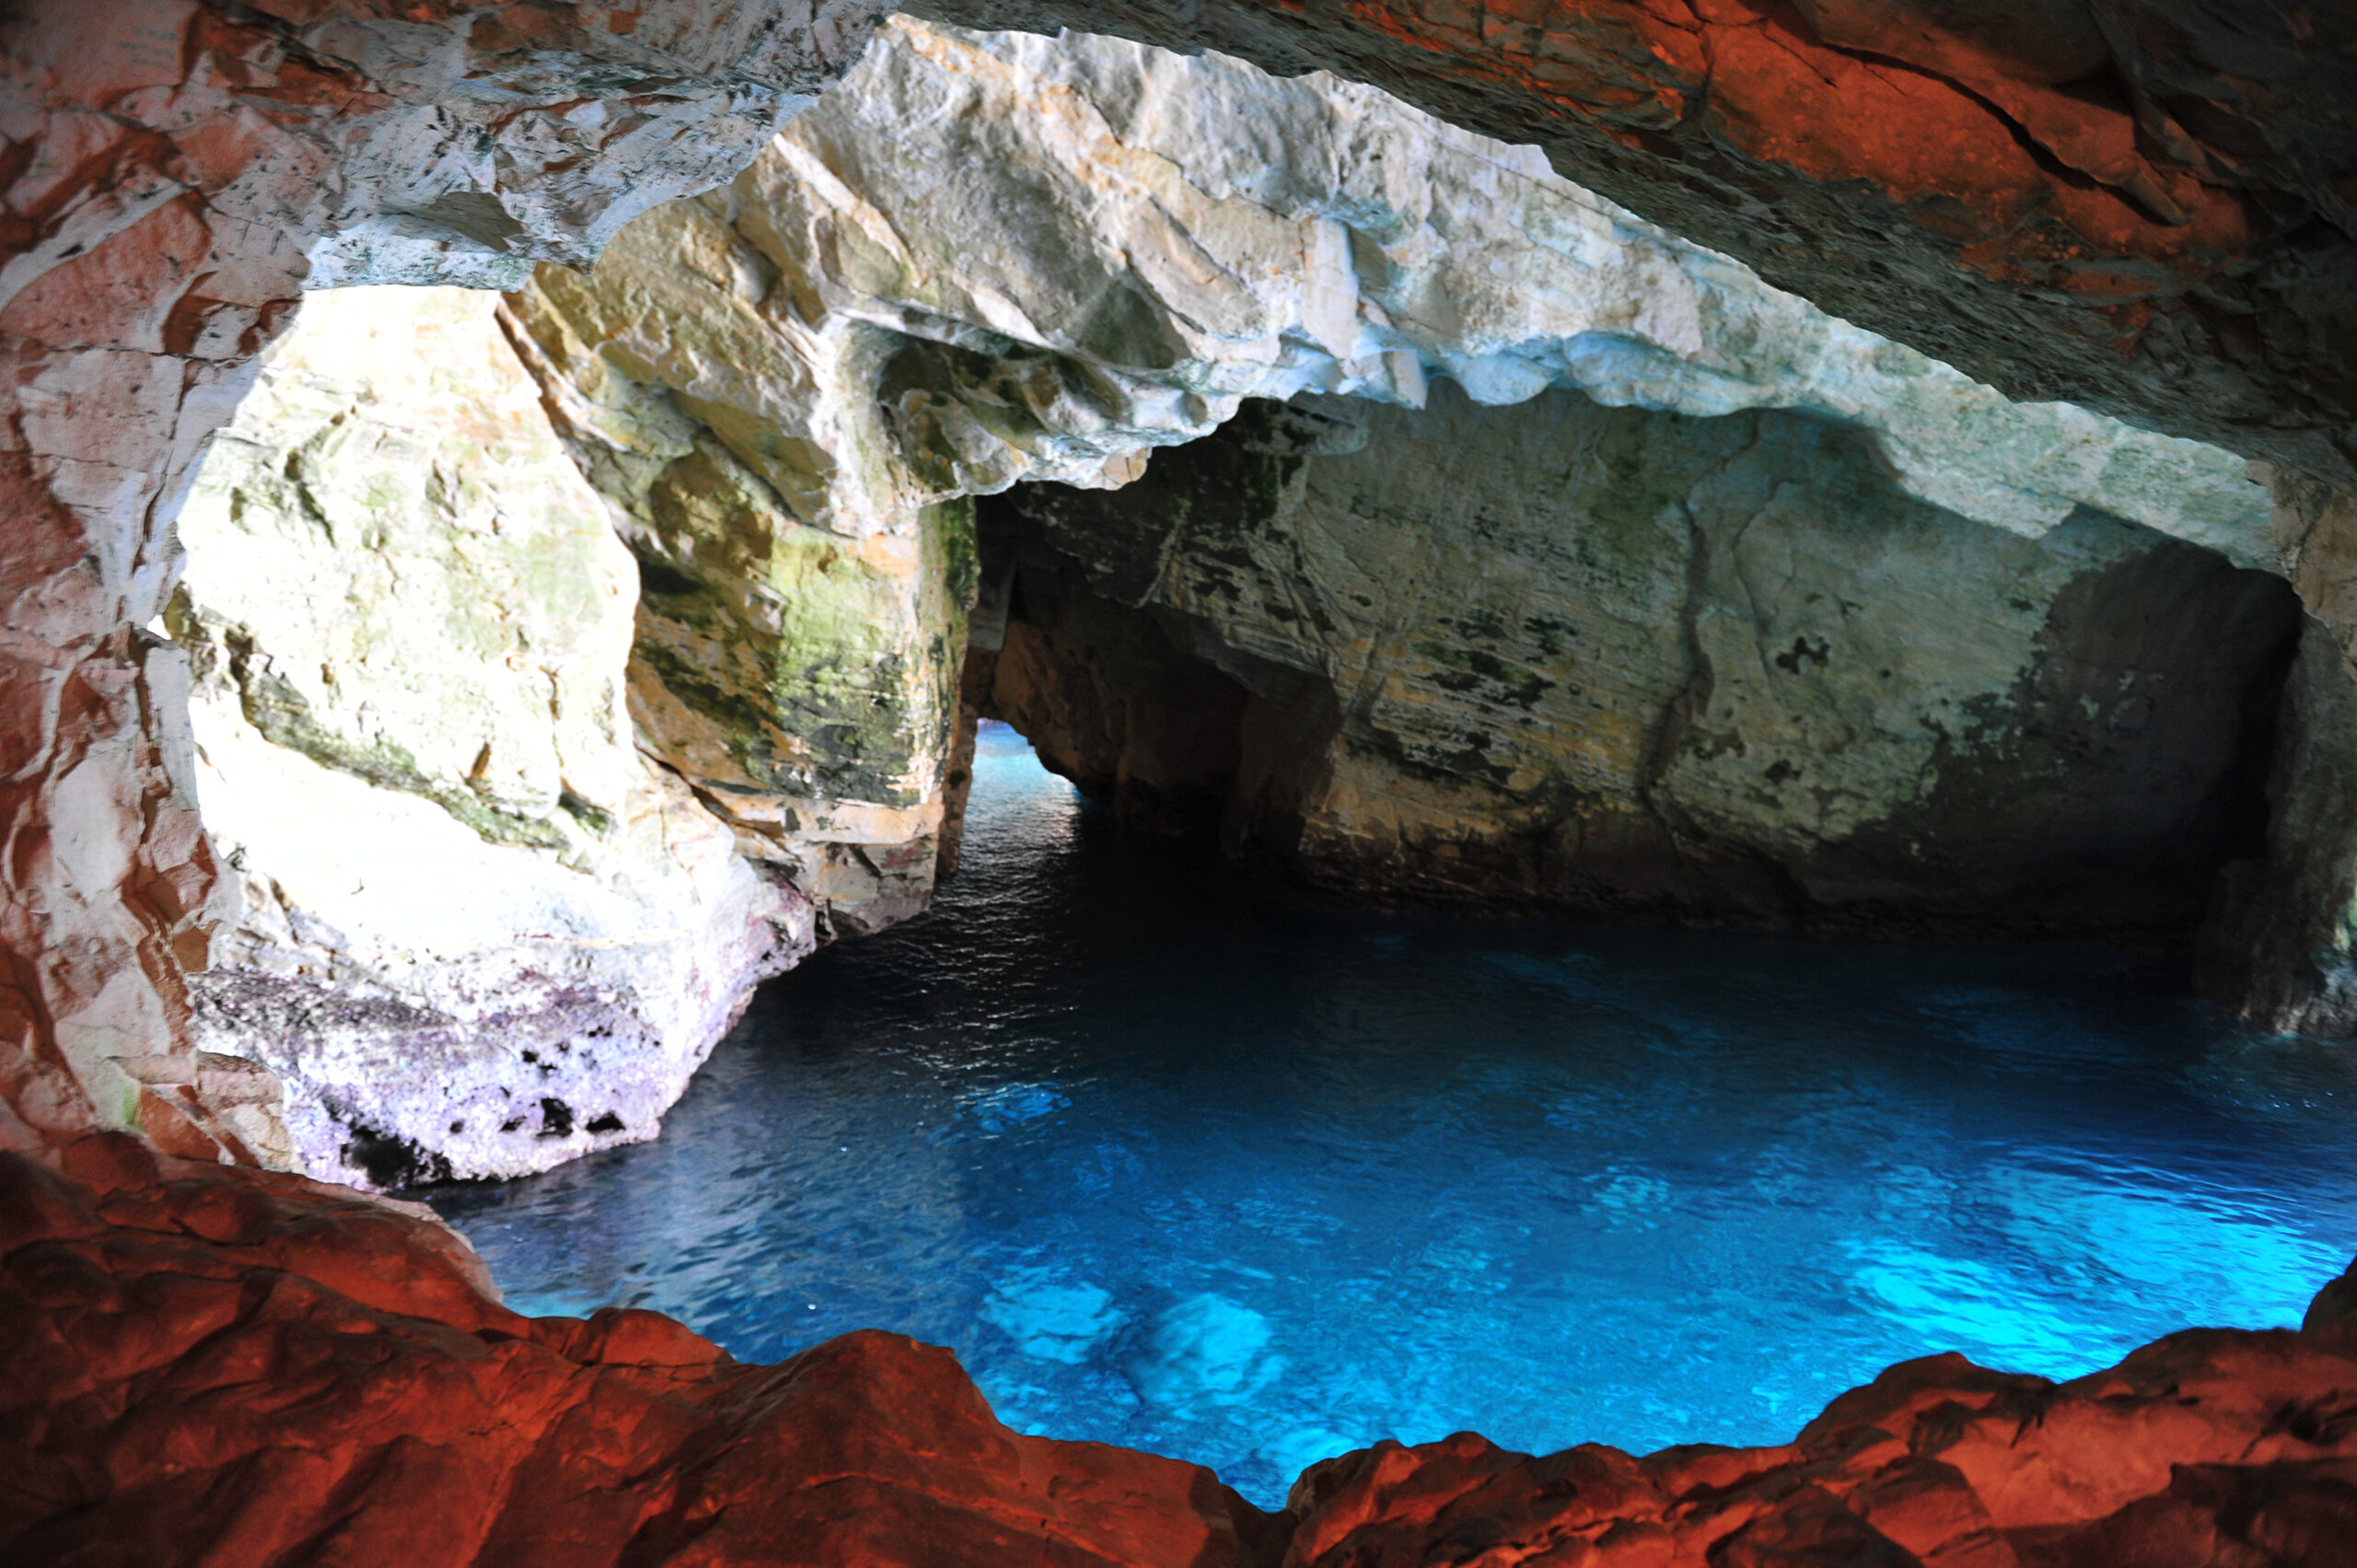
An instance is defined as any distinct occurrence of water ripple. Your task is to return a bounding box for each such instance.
[433,722,2357,1509]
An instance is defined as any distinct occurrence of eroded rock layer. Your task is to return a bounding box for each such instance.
[493,17,2352,1016]
[980,388,2305,940]
[1,5,2352,1559]
[6,1138,2354,1565]
[0,0,911,1165]
[502,13,2282,868]
[173,286,812,1185]
[907,0,2357,492]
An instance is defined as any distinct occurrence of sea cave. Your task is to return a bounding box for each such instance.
[6,5,2357,1564]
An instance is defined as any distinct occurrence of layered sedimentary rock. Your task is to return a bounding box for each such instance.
[173,286,812,1184]
[6,0,2352,1149]
[7,1137,2354,1565]
[188,17,2330,1171]
[908,0,2357,494]
[981,389,2303,939]
[0,0,2349,1149]
[0,0,906,1160]
[1,5,2352,1561]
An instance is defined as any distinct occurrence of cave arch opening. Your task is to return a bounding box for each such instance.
[8,4,2357,1554]
[163,265,2326,1198]
[957,383,2312,953]
[109,16,2347,1407]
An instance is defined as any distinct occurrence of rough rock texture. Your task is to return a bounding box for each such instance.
[2,5,2353,1556]
[732,19,2276,555]
[6,0,2352,1145]
[906,0,2357,493]
[7,1137,2356,1565]
[0,1136,1289,1567]
[510,13,2295,946]
[501,266,978,936]
[2198,619,2357,1037]
[980,389,2305,939]
[171,285,813,1185]
[0,0,900,1156]
[0,0,2350,1145]
[1280,1329,2357,1567]
[2197,470,2357,1032]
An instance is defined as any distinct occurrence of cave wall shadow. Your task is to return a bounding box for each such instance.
[946,390,2311,960]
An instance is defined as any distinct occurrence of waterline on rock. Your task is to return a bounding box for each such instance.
[432,722,2357,1508]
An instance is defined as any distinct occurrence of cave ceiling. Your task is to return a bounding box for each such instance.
[906,0,2357,489]
[5,7,2357,1561]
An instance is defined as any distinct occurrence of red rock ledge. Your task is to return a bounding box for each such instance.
[6,1135,2353,1566]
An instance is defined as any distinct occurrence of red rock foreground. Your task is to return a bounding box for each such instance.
[6,1136,2354,1567]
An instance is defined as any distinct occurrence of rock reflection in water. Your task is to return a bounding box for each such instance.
[431,722,2357,1509]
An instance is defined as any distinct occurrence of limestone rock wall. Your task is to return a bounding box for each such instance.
[0,0,2348,1160]
[0,4,2352,1552]
[981,389,2304,941]
[0,0,894,1156]
[499,270,977,936]
[908,0,2357,494]
[507,14,2307,951]
[172,286,813,1185]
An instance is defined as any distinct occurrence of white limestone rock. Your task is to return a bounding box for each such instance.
[174,286,813,1186]
[767,18,2271,559]
[295,1,896,289]
[505,15,2282,942]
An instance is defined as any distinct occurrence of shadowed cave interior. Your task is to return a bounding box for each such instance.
[12,5,2357,1564]
[963,389,2309,944]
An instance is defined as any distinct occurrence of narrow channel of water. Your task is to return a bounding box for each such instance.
[431,722,2357,1508]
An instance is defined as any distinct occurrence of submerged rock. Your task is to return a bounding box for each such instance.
[173,286,812,1185]
[6,1136,2352,1565]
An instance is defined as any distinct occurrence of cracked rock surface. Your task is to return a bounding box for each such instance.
[911,0,2357,493]
[504,15,2304,950]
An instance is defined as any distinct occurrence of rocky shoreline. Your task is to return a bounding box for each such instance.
[7,1134,2351,1565]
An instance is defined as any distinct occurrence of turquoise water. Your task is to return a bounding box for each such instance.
[433,722,2357,1509]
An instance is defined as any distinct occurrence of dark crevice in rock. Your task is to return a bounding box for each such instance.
[341,1123,453,1190]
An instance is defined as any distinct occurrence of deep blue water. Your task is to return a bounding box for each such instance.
[432,722,2357,1509]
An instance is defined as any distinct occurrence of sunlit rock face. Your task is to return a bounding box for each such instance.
[0,0,915,1153]
[500,271,976,937]
[980,389,2303,940]
[172,287,812,1185]
[911,0,2357,495]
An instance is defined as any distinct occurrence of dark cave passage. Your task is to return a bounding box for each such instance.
[955,391,2310,951]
